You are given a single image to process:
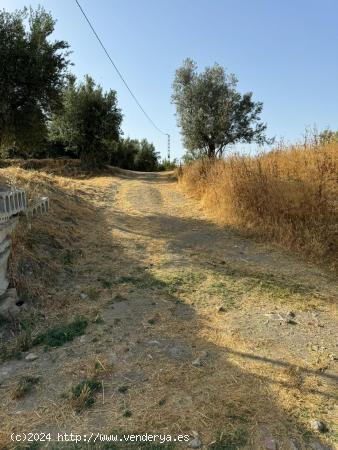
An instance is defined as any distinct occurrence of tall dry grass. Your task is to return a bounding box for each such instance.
[179,141,338,270]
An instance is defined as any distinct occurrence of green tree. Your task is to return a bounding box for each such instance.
[319,129,338,144]
[158,158,178,171]
[110,138,139,169]
[134,139,159,171]
[49,75,123,168]
[0,7,69,154]
[109,138,160,171]
[172,58,270,159]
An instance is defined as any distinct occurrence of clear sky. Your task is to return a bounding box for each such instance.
[2,0,338,160]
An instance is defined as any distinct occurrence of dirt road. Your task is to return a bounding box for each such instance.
[1,171,337,449]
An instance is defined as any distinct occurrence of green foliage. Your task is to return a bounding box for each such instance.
[33,318,87,347]
[319,129,338,144]
[133,139,159,171]
[49,75,122,168]
[172,58,270,158]
[110,137,160,171]
[0,6,69,154]
[110,138,139,169]
[71,378,101,411]
[158,158,178,171]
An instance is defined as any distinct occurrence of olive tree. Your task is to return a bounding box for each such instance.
[49,75,122,168]
[172,58,270,158]
[0,7,69,154]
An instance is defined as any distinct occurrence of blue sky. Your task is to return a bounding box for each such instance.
[2,0,338,159]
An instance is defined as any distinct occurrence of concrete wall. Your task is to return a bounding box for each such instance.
[0,187,49,320]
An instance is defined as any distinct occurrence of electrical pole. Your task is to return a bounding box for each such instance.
[167,134,170,162]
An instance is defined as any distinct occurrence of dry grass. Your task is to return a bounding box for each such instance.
[179,141,337,270]
[10,375,40,399]
[0,164,95,304]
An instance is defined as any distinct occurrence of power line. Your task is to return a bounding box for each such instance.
[74,0,170,148]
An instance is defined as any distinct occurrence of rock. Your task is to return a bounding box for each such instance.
[192,351,209,367]
[25,353,38,361]
[264,437,278,450]
[80,293,88,300]
[310,420,328,433]
[192,357,203,367]
[188,437,202,448]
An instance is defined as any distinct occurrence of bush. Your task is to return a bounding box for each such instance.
[158,158,179,171]
[179,140,337,270]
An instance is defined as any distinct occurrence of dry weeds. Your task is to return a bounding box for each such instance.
[179,141,337,271]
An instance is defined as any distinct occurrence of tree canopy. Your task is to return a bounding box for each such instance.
[110,138,160,171]
[319,129,338,144]
[49,75,123,168]
[172,58,270,158]
[133,139,159,171]
[0,6,69,153]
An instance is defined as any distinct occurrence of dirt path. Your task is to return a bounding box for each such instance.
[1,171,337,449]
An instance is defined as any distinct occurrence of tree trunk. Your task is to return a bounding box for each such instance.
[207,143,216,158]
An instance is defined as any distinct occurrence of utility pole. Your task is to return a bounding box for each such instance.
[167,134,170,162]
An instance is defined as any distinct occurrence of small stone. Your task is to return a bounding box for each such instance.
[80,293,88,300]
[192,357,203,367]
[188,437,202,448]
[25,353,38,361]
[218,306,226,313]
[310,420,328,433]
[264,438,278,450]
